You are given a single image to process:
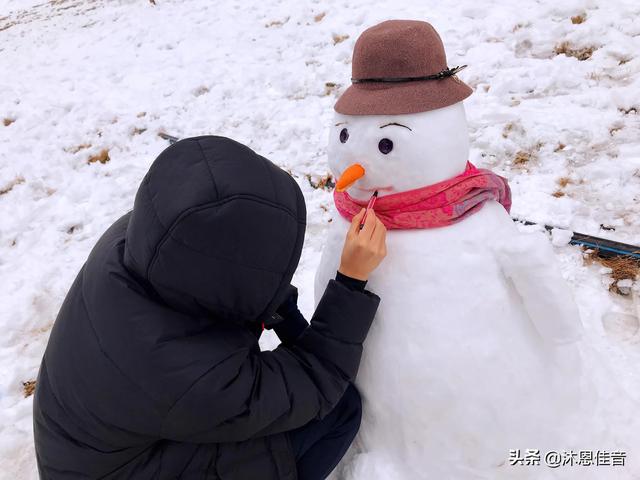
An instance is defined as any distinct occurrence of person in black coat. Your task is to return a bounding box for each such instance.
[33,135,387,479]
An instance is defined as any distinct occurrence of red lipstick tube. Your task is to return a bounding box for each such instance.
[358,190,378,230]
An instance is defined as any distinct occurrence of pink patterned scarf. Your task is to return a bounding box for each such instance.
[333,161,511,230]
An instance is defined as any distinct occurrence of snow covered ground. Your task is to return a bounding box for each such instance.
[0,0,639,478]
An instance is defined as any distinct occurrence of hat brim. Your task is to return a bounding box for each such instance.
[334,75,473,116]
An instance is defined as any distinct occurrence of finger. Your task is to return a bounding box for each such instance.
[372,218,387,247]
[377,229,387,255]
[360,209,378,239]
[348,208,366,236]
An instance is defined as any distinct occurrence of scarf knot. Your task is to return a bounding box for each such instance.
[333,161,511,230]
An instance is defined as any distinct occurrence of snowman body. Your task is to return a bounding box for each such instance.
[315,201,577,479]
[314,103,586,479]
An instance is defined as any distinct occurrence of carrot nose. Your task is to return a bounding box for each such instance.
[335,163,365,192]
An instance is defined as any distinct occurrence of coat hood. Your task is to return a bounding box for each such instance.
[123,136,306,325]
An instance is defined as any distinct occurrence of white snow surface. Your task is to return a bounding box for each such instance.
[0,0,639,479]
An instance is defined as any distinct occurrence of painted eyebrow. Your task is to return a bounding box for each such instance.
[380,122,412,131]
[335,122,348,126]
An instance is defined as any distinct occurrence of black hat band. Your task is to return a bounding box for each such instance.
[351,65,467,84]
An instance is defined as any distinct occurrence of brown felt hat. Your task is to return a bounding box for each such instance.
[334,20,473,116]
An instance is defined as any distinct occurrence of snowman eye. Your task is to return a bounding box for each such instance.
[378,138,393,154]
[339,128,349,143]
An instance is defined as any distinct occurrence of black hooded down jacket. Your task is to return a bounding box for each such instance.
[33,136,381,479]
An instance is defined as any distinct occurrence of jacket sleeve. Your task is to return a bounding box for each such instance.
[269,271,368,345]
[160,278,380,443]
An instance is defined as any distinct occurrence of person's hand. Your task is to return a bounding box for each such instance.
[338,208,387,281]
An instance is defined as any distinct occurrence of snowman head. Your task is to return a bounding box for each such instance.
[329,20,473,201]
[328,101,470,202]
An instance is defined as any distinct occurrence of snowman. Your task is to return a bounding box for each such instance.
[314,20,590,480]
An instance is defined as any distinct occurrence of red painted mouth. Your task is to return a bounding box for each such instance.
[354,185,394,192]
